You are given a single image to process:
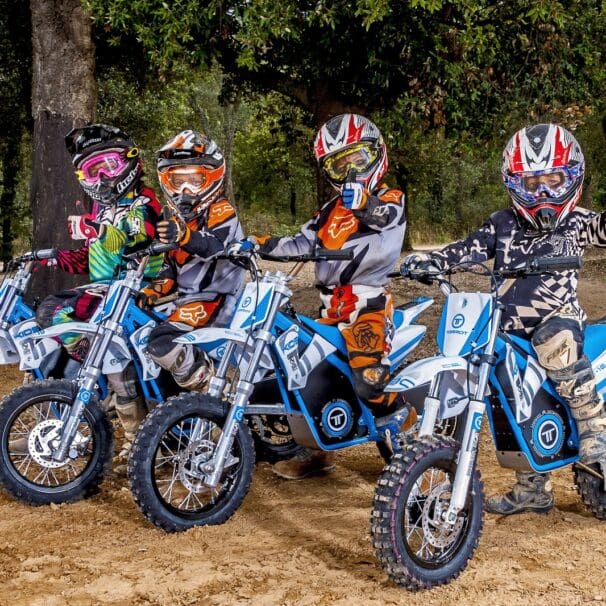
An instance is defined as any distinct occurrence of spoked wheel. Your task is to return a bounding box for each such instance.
[435,411,466,443]
[371,437,484,590]
[0,379,113,505]
[249,414,303,463]
[573,463,606,520]
[128,392,255,532]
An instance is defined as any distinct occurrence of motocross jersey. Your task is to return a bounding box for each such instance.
[150,196,244,299]
[259,186,406,288]
[431,207,606,333]
[54,186,163,281]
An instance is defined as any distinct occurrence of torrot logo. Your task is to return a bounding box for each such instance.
[241,296,252,309]
[452,314,465,329]
[532,413,564,457]
[327,407,348,432]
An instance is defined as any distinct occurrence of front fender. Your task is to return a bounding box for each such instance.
[31,321,99,340]
[385,355,468,392]
[175,327,249,347]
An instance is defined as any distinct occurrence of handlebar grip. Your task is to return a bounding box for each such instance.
[314,248,354,261]
[530,255,583,272]
[34,248,58,261]
[148,242,177,255]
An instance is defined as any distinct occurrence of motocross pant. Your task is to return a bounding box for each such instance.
[531,309,606,464]
[148,294,237,389]
[36,283,107,361]
[318,284,396,414]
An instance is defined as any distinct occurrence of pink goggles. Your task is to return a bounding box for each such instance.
[75,150,128,183]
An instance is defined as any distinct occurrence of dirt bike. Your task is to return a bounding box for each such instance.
[0,242,184,505]
[0,249,80,381]
[370,255,606,590]
[127,247,433,532]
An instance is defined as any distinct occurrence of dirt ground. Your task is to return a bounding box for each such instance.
[1,251,606,606]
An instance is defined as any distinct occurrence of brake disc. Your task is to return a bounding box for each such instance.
[421,482,465,549]
[27,419,90,468]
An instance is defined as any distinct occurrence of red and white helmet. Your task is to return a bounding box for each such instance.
[502,124,585,231]
[314,114,388,191]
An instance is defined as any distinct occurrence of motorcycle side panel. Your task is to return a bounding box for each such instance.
[489,341,579,472]
[0,329,19,364]
[130,323,162,380]
[585,323,606,398]
[10,320,60,370]
[387,325,426,370]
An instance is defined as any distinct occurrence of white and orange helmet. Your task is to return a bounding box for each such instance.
[157,130,225,220]
[314,114,388,191]
[502,124,585,231]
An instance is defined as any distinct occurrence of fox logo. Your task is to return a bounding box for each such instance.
[328,216,357,240]
[177,304,208,325]
[208,201,235,228]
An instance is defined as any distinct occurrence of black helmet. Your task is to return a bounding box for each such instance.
[65,123,142,205]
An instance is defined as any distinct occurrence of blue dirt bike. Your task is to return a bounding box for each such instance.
[370,255,606,590]
[0,242,182,505]
[128,247,433,531]
[0,249,77,380]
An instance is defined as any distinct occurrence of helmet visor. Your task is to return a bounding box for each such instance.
[159,165,220,196]
[76,150,127,184]
[515,168,573,208]
[323,142,377,182]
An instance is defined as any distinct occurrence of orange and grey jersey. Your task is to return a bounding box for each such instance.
[154,197,245,298]
[259,186,406,287]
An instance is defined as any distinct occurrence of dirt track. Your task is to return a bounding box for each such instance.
[1,252,606,605]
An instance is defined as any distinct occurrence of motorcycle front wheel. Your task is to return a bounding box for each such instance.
[128,392,255,532]
[371,436,484,590]
[0,379,113,505]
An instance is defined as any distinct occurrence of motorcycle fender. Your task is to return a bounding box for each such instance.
[31,321,99,340]
[174,327,249,346]
[385,355,467,392]
[0,328,19,364]
[9,319,60,370]
[130,322,161,380]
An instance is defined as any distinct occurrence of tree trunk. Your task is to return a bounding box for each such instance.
[29,0,96,301]
[0,136,21,263]
[222,101,239,204]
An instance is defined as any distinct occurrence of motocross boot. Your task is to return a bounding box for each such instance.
[485,471,554,515]
[550,357,606,464]
[174,349,213,391]
[375,396,418,433]
[272,448,336,480]
[115,395,147,458]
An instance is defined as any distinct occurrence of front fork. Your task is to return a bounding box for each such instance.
[51,324,116,462]
[200,296,286,488]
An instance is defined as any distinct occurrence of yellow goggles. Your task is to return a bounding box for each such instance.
[323,142,377,182]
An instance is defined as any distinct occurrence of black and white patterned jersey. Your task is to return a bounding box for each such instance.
[431,207,606,333]
[259,186,406,288]
[155,197,245,299]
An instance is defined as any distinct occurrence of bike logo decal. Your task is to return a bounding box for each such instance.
[451,314,465,329]
[240,296,252,309]
[321,400,353,438]
[471,411,483,432]
[531,412,564,457]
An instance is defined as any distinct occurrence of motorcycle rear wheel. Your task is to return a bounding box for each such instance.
[574,463,606,520]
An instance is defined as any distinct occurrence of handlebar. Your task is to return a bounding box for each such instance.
[498,255,582,278]
[259,248,354,263]
[123,241,177,260]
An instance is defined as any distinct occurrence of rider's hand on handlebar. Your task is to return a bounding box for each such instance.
[157,216,190,245]
[136,286,160,309]
[400,253,442,285]
[227,237,258,256]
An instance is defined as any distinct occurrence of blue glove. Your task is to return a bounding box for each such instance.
[341,182,368,210]
[227,237,258,256]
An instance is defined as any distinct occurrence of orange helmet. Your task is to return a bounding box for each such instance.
[157,130,225,220]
